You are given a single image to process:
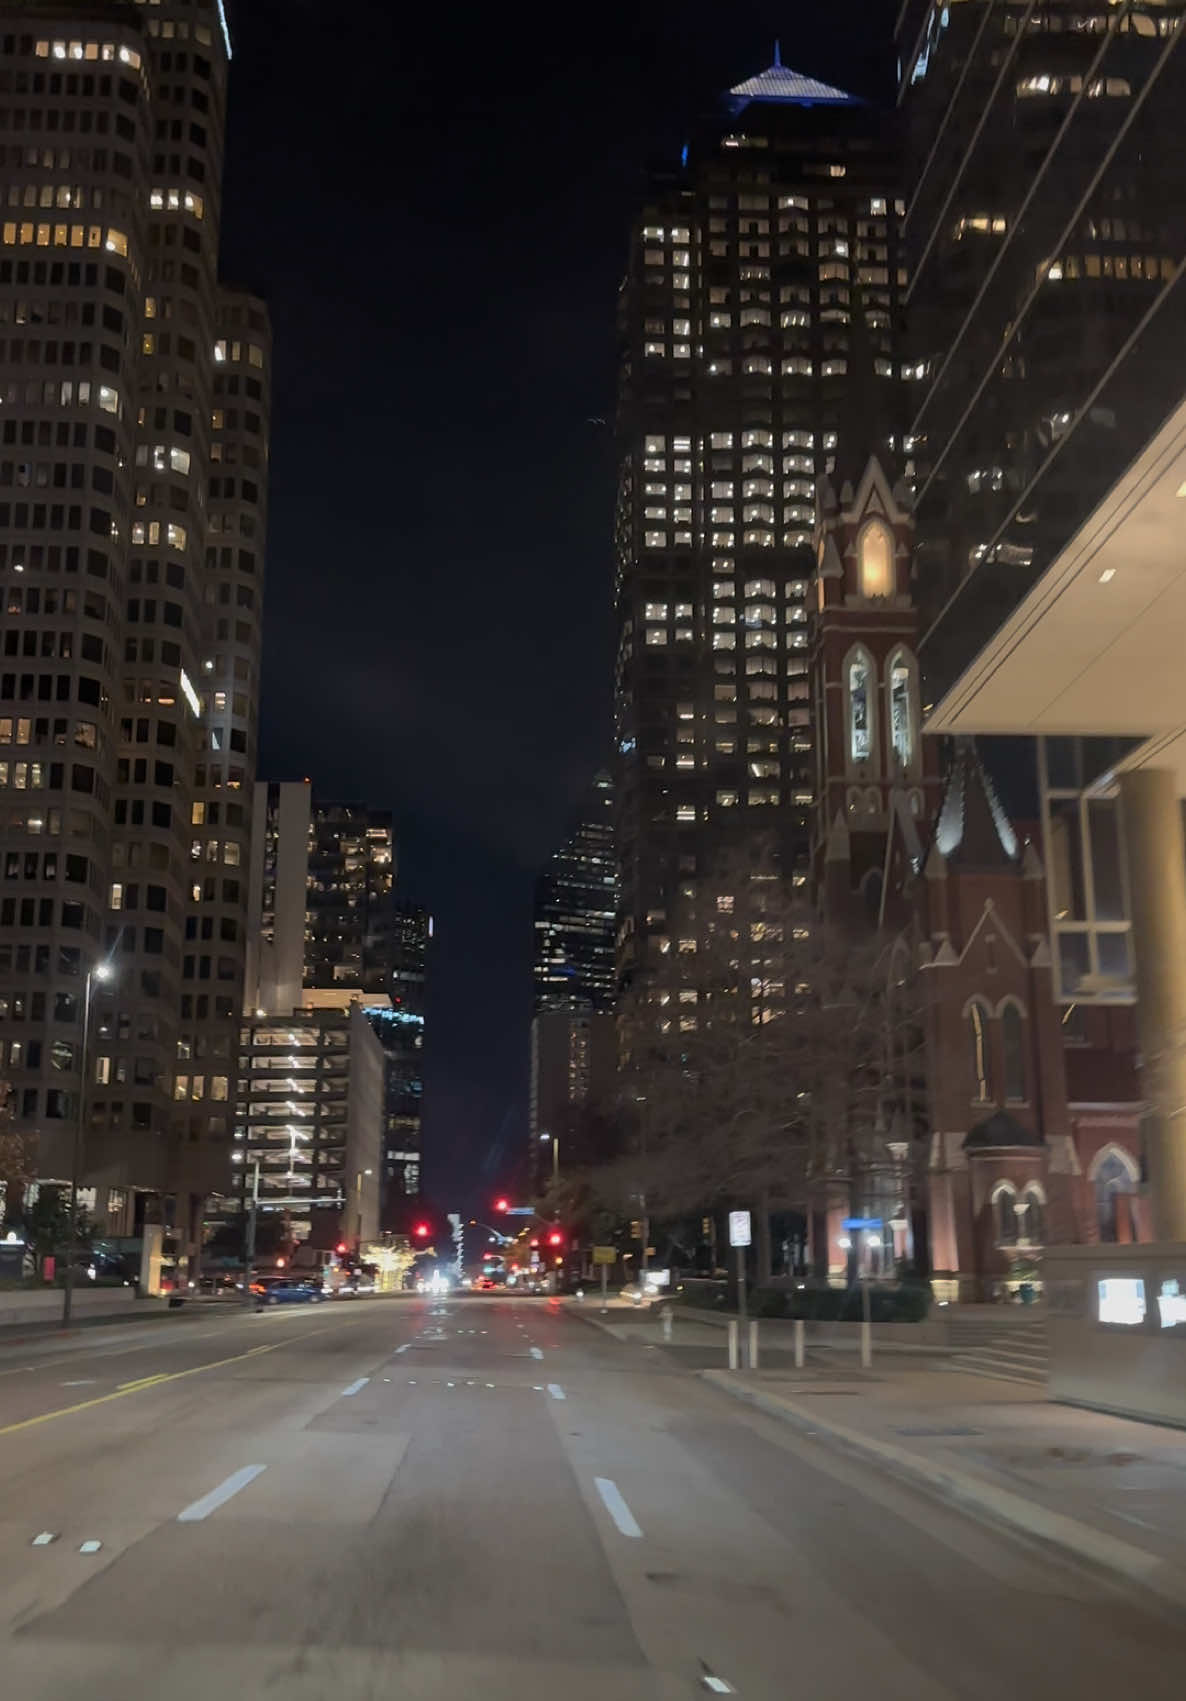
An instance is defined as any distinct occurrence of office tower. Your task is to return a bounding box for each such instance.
[532,769,616,1013]
[529,772,618,1186]
[245,778,311,1017]
[896,0,1186,710]
[613,51,903,995]
[304,801,394,993]
[0,5,267,1254]
[370,898,430,1207]
[235,999,384,1250]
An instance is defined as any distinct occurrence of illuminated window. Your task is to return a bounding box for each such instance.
[888,651,913,769]
[848,650,872,763]
[858,519,893,598]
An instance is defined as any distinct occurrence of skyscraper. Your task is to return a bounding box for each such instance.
[532,769,616,1013]
[613,52,903,995]
[370,899,430,1208]
[896,0,1186,711]
[0,4,268,1261]
[304,801,394,994]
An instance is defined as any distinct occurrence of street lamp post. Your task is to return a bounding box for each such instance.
[61,959,113,1327]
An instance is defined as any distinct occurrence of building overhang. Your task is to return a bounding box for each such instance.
[925,392,1186,792]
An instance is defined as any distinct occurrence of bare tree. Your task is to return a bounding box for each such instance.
[612,844,929,1261]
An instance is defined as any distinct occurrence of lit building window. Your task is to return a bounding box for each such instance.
[858,519,893,597]
[849,651,872,762]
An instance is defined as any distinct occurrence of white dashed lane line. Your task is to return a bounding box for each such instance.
[529,1346,544,1360]
[340,1377,369,1397]
[547,1383,566,1400]
[177,1464,267,1523]
[594,1477,643,1539]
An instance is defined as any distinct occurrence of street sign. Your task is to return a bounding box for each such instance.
[728,1210,751,1248]
[504,1206,534,1217]
[842,1216,883,1231]
[592,1245,617,1265]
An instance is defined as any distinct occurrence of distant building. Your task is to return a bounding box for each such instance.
[530,773,618,1187]
[244,784,431,1217]
[235,1000,384,1249]
[369,900,431,1209]
[533,771,616,1013]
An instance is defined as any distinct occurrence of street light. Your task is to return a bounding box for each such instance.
[62,958,114,1327]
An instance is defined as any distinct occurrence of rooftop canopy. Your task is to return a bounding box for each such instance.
[725,43,860,112]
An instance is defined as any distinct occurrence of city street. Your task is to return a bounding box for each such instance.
[0,1296,1184,1699]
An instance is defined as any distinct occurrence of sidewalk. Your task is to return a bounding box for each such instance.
[703,1361,1186,1611]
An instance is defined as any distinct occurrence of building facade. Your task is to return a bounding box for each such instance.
[235,998,383,1250]
[613,53,904,997]
[0,4,268,1264]
[371,898,430,1210]
[809,442,1144,1297]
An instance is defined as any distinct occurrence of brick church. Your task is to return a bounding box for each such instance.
[808,441,1146,1300]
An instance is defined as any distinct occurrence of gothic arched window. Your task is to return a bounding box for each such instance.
[848,649,873,764]
[858,518,894,598]
[969,1000,993,1102]
[887,649,915,770]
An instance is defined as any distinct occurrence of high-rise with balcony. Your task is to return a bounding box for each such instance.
[0,4,269,1267]
[614,52,902,998]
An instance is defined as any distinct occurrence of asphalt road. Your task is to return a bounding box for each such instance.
[0,1295,1183,1699]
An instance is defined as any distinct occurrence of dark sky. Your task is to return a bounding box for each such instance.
[219,0,893,1211]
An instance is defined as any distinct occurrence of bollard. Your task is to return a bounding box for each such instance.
[793,1317,805,1369]
[661,1305,673,1342]
[727,1318,740,1370]
[860,1317,872,1369]
[748,1319,759,1372]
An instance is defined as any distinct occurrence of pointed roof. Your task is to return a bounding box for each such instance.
[932,738,1019,870]
[726,44,859,112]
[963,1109,1044,1151]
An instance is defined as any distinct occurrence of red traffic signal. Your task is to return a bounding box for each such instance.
[494,1196,509,1213]
[336,1242,347,1254]
[414,1222,430,1239]
[547,1231,563,1248]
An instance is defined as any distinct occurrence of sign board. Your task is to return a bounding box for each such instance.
[504,1206,535,1217]
[842,1216,883,1231]
[592,1245,617,1266]
[728,1210,751,1248]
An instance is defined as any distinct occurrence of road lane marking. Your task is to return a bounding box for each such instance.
[594,1477,642,1538]
[31,1531,57,1546]
[118,1373,170,1391]
[78,1540,102,1554]
[394,1343,410,1354]
[340,1377,369,1397]
[547,1383,566,1400]
[529,1346,543,1359]
[701,1676,735,1694]
[0,1340,286,1439]
[178,1464,267,1522]
[61,1380,97,1387]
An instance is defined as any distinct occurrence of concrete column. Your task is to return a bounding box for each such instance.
[1119,768,1186,1241]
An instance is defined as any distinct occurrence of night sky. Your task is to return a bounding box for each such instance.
[219,0,894,1210]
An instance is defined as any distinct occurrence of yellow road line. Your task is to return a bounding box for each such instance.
[0,1340,283,1438]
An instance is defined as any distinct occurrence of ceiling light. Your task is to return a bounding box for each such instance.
[1098,568,1116,583]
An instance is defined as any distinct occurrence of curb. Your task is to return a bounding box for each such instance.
[701,1369,1186,1614]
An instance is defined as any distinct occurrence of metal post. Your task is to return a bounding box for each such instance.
[662,1305,673,1342]
[748,1319,759,1371]
[860,1275,872,1369]
[793,1317,805,1369]
[727,1318,739,1370]
[640,1195,649,1287]
[243,1159,259,1308]
[551,1136,559,1187]
[600,1261,608,1313]
[355,1169,363,1250]
[736,1242,747,1328]
[61,967,94,1328]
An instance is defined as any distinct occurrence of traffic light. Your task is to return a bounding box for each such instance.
[336,1242,347,1254]
[494,1196,509,1213]
[547,1231,563,1248]
[414,1222,430,1239]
